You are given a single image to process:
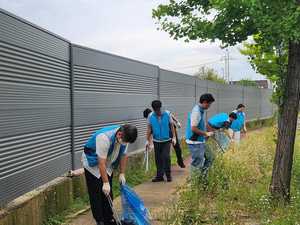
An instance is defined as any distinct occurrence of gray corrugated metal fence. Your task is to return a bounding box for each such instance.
[0,8,275,206]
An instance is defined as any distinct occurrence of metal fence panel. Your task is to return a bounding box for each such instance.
[244,86,262,120]
[0,9,71,206]
[73,45,159,169]
[160,69,196,137]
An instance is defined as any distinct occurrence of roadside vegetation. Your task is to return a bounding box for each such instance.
[43,116,277,224]
[159,126,300,224]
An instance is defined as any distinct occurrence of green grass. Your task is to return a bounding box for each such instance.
[163,127,300,224]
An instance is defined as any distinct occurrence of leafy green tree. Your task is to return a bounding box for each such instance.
[238,35,288,108]
[236,78,260,87]
[194,66,226,83]
[153,0,300,202]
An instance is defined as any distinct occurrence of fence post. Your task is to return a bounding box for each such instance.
[158,68,161,100]
[70,43,75,171]
[195,77,197,105]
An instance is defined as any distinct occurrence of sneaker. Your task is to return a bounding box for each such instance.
[178,163,186,168]
[97,222,105,225]
[152,176,164,182]
[167,176,173,182]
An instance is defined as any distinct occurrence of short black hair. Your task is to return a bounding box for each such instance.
[199,93,215,104]
[229,112,237,119]
[120,124,138,143]
[143,108,152,118]
[237,103,245,109]
[151,100,162,110]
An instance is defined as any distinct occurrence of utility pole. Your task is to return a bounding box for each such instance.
[220,49,235,83]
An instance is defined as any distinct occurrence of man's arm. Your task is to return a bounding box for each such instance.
[98,157,108,182]
[145,124,152,148]
[171,114,178,123]
[119,153,127,174]
[191,126,207,136]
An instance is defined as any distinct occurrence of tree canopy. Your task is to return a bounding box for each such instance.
[153,0,300,202]
[194,66,226,83]
[238,35,289,108]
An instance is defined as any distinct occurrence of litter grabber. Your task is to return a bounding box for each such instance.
[142,147,149,173]
[107,194,122,225]
[206,124,225,153]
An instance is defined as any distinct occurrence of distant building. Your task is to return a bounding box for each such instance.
[254,80,268,89]
[232,79,269,89]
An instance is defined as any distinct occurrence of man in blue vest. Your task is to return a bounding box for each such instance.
[82,124,138,225]
[145,100,176,182]
[206,112,237,141]
[143,108,185,168]
[186,93,215,183]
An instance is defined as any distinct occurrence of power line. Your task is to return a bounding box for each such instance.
[170,60,221,70]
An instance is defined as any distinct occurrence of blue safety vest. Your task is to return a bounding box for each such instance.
[230,110,245,131]
[208,113,229,128]
[149,108,171,141]
[186,103,205,142]
[84,126,126,169]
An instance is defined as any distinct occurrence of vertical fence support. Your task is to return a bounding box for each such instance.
[260,89,262,118]
[158,68,161,100]
[70,43,75,171]
[195,77,197,105]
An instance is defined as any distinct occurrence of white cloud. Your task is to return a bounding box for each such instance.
[0,0,266,82]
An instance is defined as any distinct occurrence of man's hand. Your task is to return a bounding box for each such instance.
[119,173,125,185]
[177,121,182,129]
[206,132,214,137]
[145,140,150,148]
[102,182,110,196]
[244,127,247,133]
[172,137,177,146]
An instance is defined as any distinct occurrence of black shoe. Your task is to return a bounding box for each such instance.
[97,222,104,225]
[178,163,186,168]
[152,176,164,182]
[167,176,172,182]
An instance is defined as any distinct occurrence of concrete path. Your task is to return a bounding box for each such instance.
[66,155,192,225]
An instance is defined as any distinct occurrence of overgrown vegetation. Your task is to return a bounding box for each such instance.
[160,127,300,224]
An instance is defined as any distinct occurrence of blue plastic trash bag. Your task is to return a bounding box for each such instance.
[217,131,230,150]
[120,184,152,225]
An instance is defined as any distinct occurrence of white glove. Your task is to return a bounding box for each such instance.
[145,140,150,147]
[206,132,214,137]
[244,127,247,133]
[172,137,177,146]
[119,173,125,185]
[102,182,110,196]
[177,121,182,129]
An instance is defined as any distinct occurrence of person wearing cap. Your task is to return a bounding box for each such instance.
[82,124,138,225]
[205,112,238,141]
[143,108,185,168]
[145,100,176,182]
[229,104,246,143]
[186,93,215,183]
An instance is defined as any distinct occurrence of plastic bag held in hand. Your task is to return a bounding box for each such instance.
[244,127,247,133]
[177,121,182,129]
[119,173,126,185]
[206,132,214,137]
[102,182,110,196]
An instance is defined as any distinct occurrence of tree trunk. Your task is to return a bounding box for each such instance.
[269,41,300,202]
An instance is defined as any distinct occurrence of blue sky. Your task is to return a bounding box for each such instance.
[0,0,266,81]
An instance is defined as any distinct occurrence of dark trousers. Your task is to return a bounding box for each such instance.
[84,168,114,224]
[173,129,183,164]
[153,141,171,177]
